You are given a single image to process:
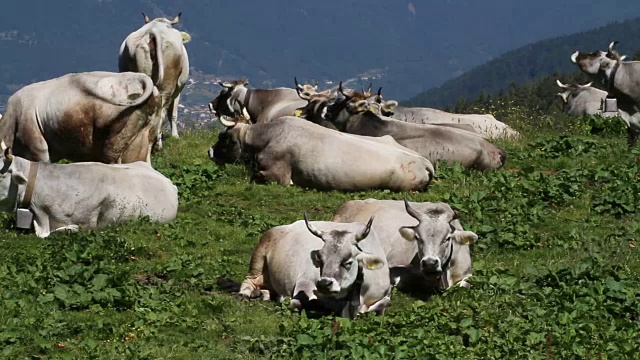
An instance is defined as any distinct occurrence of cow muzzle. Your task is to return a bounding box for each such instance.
[316,277,341,294]
[420,256,442,277]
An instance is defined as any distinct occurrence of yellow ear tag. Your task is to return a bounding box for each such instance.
[294,109,303,117]
[368,107,376,113]
[181,32,191,43]
[367,262,378,270]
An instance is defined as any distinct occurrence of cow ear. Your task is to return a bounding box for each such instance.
[453,230,478,245]
[310,250,322,268]
[383,100,398,112]
[9,165,27,185]
[399,226,416,241]
[358,253,385,270]
[181,32,191,43]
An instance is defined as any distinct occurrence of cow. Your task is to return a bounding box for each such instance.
[208,78,318,123]
[323,88,507,170]
[359,88,519,139]
[571,41,640,147]
[0,145,178,238]
[0,71,162,164]
[555,80,609,116]
[208,116,435,191]
[119,12,191,148]
[238,216,391,318]
[332,199,477,295]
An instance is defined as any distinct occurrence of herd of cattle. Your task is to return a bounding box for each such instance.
[0,12,638,318]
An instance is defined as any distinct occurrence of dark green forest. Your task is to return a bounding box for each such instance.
[405,17,640,109]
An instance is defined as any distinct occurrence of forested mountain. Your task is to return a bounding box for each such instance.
[1,0,640,107]
[405,18,640,108]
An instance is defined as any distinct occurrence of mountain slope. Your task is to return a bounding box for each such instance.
[405,17,640,108]
[1,1,640,104]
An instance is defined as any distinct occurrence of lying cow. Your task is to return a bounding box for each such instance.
[0,146,178,238]
[239,216,391,318]
[324,89,507,170]
[0,71,162,163]
[209,78,318,123]
[555,80,614,117]
[119,12,191,147]
[332,199,477,294]
[208,116,435,191]
[571,41,640,147]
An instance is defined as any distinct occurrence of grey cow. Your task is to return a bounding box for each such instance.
[555,79,615,117]
[238,217,391,318]
[332,199,477,293]
[208,116,434,191]
[0,146,178,238]
[119,13,191,147]
[323,91,507,170]
[571,41,640,147]
[209,78,318,123]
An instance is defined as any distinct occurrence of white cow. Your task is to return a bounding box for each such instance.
[0,146,178,238]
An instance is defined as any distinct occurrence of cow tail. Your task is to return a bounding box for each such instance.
[149,28,165,87]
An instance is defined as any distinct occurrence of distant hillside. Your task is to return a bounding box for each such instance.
[1,0,640,105]
[405,18,640,108]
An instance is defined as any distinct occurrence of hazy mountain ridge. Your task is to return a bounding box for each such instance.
[405,17,640,108]
[1,0,639,113]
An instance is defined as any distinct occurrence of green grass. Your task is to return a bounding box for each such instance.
[1,114,639,359]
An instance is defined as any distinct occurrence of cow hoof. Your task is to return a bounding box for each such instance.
[250,289,263,299]
[234,293,250,302]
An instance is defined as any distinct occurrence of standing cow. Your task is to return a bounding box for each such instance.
[0,71,161,163]
[119,12,191,148]
[571,41,640,147]
[238,216,391,318]
[332,199,477,294]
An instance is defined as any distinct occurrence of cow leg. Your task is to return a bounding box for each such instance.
[168,94,180,138]
[32,215,51,238]
[292,279,317,310]
[52,224,80,233]
[628,127,640,148]
[257,161,292,185]
[154,107,168,152]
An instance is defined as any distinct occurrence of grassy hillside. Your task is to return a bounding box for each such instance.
[405,17,640,108]
[1,111,639,358]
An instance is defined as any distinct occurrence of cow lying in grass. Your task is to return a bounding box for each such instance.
[0,145,178,237]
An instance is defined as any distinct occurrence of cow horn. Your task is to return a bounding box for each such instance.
[294,76,303,90]
[620,55,627,61]
[355,216,374,243]
[314,80,319,89]
[338,81,346,96]
[4,146,13,162]
[404,199,422,221]
[556,79,569,89]
[304,213,325,241]
[580,82,593,88]
[452,209,460,220]
[170,12,182,25]
[570,51,579,64]
[218,116,237,128]
[367,82,373,94]
[0,141,6,152]
[608,41,619,53]
[142,12,151,23]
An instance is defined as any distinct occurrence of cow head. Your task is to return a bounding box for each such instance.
[295,91,336,122]
[210,79,250,119]
[0,144,28,212]
[371,87,398,116]
[305,215,385,298]
[294,77,320,100]
[207,116,250,165]
[399,200,477,279]
[571,41,624,77]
